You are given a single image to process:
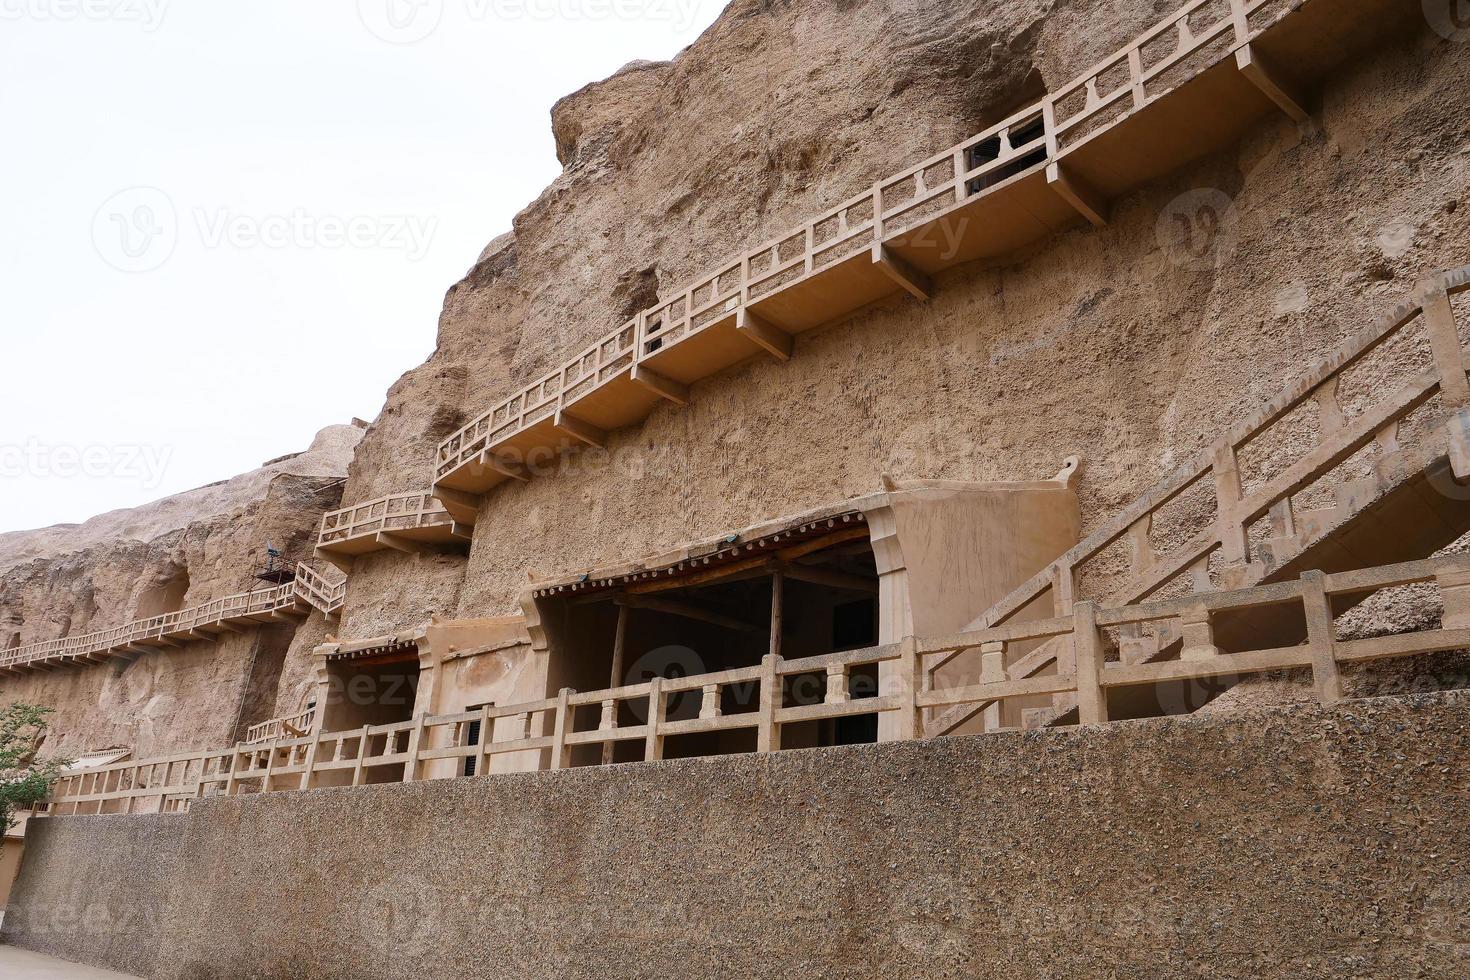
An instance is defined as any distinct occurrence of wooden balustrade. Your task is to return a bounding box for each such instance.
[2,561,347,674]
[315,490,471,563]
[44,552,1470,815]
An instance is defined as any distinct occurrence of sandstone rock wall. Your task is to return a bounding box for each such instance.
[328,2,1470,636]
[0,425,362,754]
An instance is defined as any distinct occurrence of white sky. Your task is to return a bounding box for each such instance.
[0,0,724,533]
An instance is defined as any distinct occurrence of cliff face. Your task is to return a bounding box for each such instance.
[8,0,1470,743]
[0,424,362,756]
[333,0,1470,632]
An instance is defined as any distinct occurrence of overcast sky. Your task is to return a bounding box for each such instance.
[0,0,723,534]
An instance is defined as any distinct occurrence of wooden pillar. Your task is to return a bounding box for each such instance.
[608,602,629,689]
[769,570,784,659]
[1300,570,1343,706]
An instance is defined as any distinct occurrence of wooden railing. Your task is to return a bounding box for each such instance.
[317,490,454,547]
[923,265,1470,734]
[293,562,347,617]
[1,562,347,673]
[436,0,1307,485]
[244,704,317,745]
[44,553,1470,815]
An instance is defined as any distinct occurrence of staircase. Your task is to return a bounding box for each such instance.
[927,265,1470,735]
[292,562,347,619]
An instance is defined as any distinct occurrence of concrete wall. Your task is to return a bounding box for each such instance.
[2,814,186,978]
[5,691,1469,978]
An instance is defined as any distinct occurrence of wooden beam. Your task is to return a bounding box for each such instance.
[376,532,431,555]
[736,309,793,362]
[770,559,878,595]
[616,595,764,634]
[1235,45,1309,124]
[432,486,481,526]
[553,410,607,449]
[484,453,530,483]
[629,364,689,406]
[313,546,355,574]
[871,243,932,301]
[624,525,873,596]
[1046,163,1108,227]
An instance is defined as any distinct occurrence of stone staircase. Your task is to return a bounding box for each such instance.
[930,265,1470,735]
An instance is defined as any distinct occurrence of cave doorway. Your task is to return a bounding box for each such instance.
[536,522,882,766]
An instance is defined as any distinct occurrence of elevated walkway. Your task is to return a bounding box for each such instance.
[0,563,347,676]
[313,490,473,569]
[433,0,1416,501]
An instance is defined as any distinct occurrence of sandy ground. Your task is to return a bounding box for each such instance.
[0,943,140,979]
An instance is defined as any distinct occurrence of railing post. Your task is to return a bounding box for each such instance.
[403,713,429,784]
[1436,568,1470,630]
[299,725,324,791]
[1072,602,1108,725]
[823,666,848,705]
[550,688,573,770]
[478,703,495,774]
[645,677,666,763]
[1229,0,1250,44]
[1300,570,1343,706]
[1179,603,1219,661]
[978,640,1007,731]
[261,741,279,794]
[1042,97,1059,160]
[224,749,242,796]
[351,725,371,787]
[598,698,619,766]
[757,653,783,752]
[896,637,922,741]
[1424,286,1470,407]
[1211,440,1250,569]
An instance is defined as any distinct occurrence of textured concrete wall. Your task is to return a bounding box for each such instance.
[6,692,1470,979]
[1,814,186,978]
